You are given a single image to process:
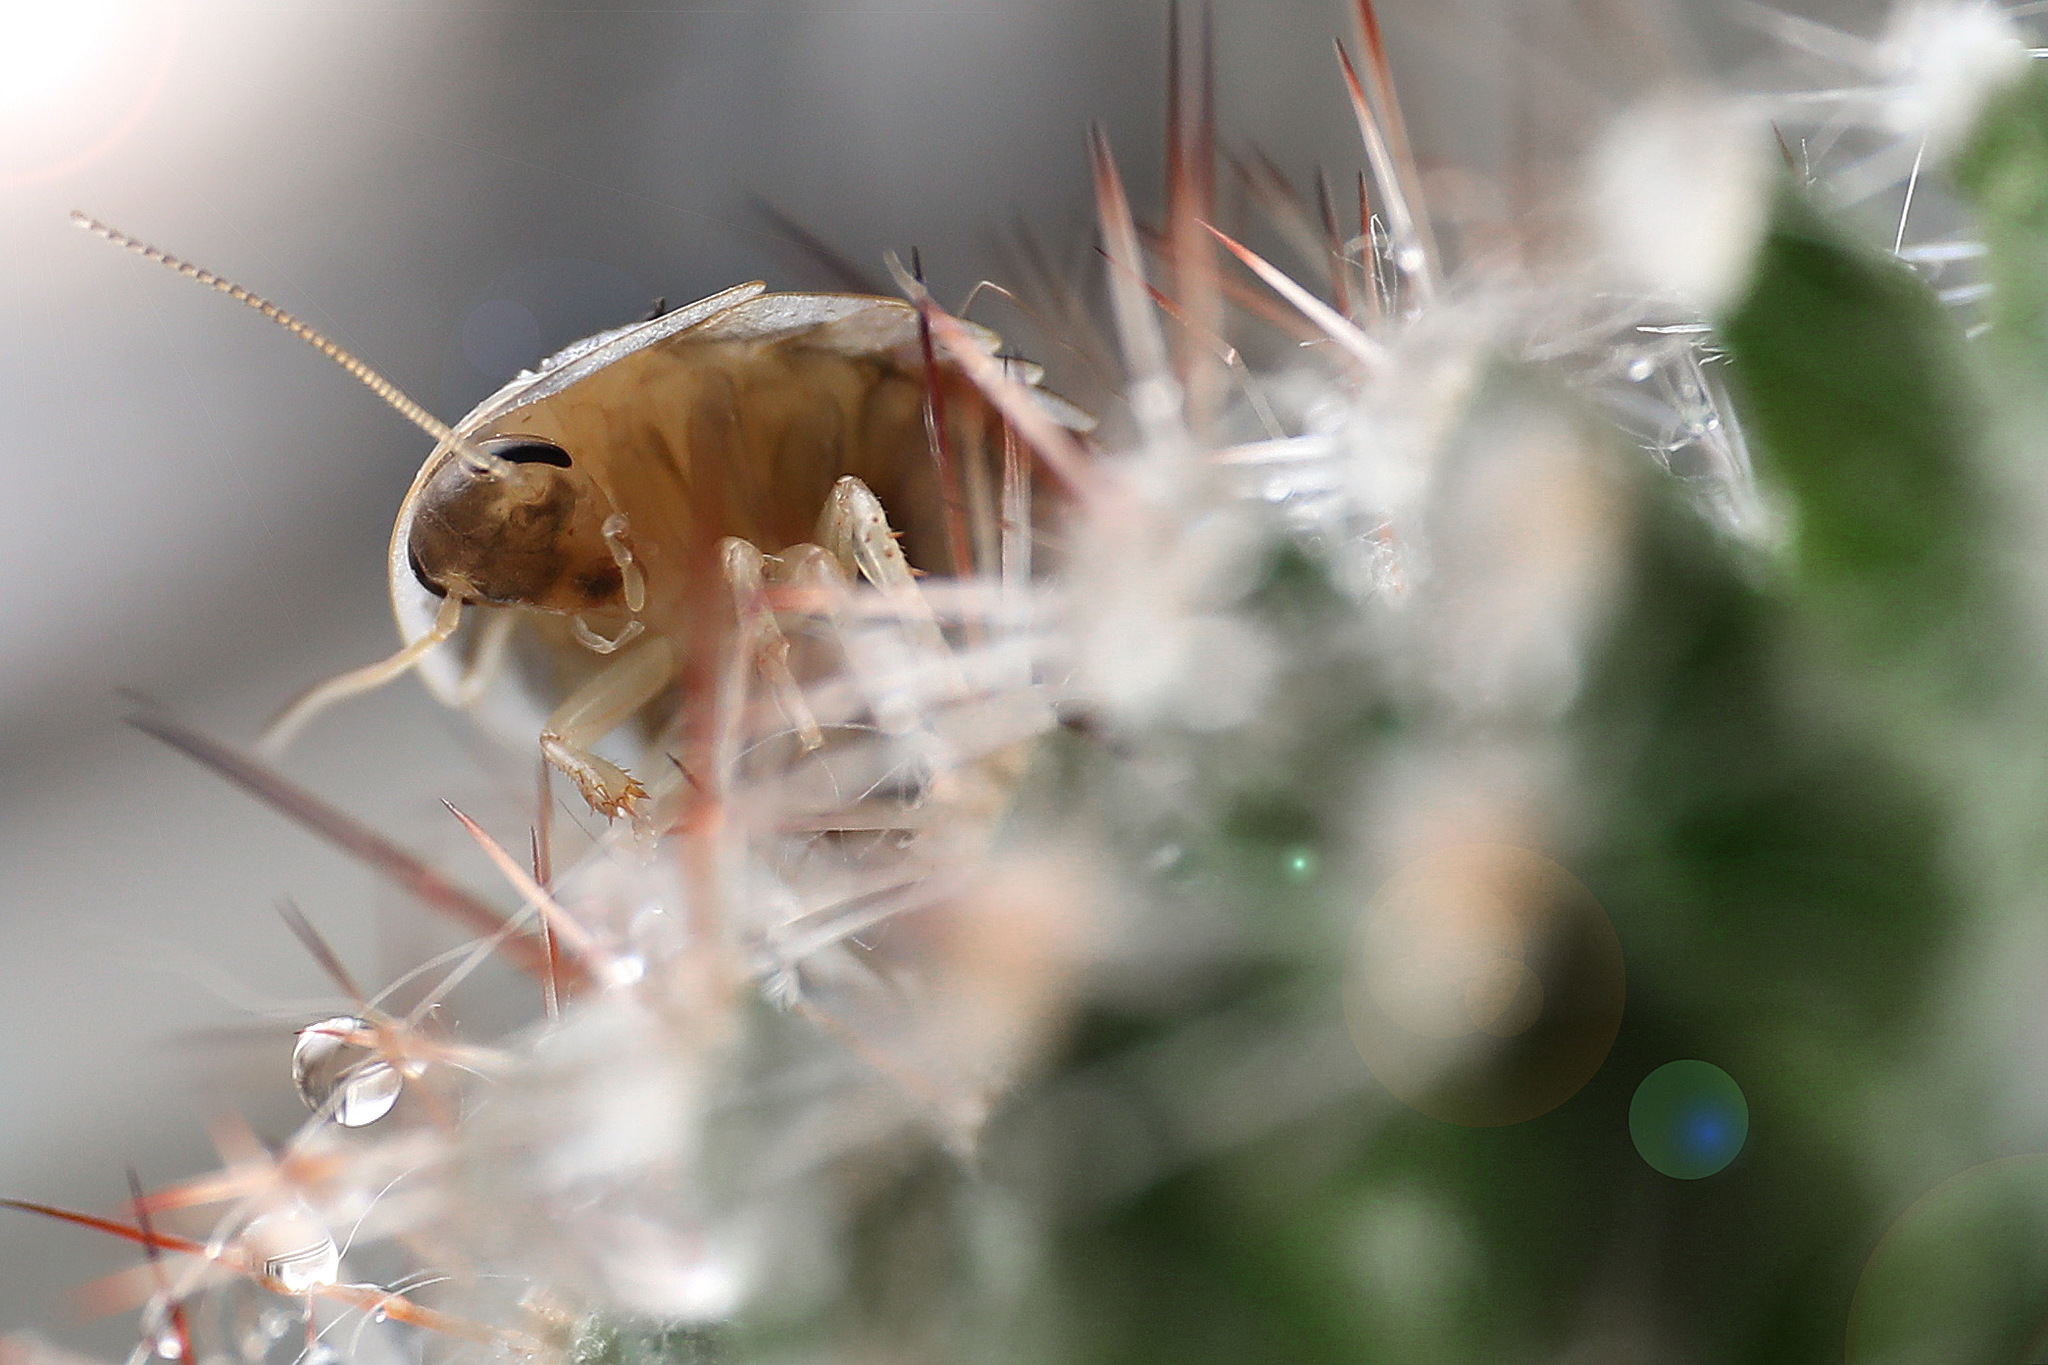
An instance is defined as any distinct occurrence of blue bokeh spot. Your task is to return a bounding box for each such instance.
[1631,1061,1748,1179]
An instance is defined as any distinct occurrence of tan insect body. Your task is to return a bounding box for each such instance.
[77,214,1084,817]
[390,285,1083,817]
[395,286,976,643]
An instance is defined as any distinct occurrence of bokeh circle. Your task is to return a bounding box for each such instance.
[1847,1155,2048,1365]
[1628,1060,1747,1178]
[1343,844,1626,1127]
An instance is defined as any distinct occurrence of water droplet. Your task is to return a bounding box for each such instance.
[627,896,685,965]
[609,954,647,985]
[1395,244,1426,274]
[304,1346,342,1365]
[152,1329,183,1359]
[293,1017,402,1127]
[240,1208,340,1294]
[371,1307,388,1324]
[1262,477,1293,504]
[258,1308,294,1341]
[1627,357,1655,382]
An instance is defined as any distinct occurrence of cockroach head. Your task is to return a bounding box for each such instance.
[406,436,627,614]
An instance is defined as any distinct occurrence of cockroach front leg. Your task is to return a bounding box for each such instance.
[540,635,676,819]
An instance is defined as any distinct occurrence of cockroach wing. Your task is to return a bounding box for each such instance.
[681,291,1002,364]
[695,293,1094,431]
[452,279,771,433]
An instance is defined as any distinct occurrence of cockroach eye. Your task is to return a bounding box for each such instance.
[408,543,448,599]
[293,1016,403,1127]
[483,435,572,468]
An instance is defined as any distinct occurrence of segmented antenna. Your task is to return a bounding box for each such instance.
[71,212,512,477]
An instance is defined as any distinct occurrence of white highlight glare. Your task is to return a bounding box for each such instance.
[1591,92,1776,316]
[1878,2,2029,156]
[0,1,128,118]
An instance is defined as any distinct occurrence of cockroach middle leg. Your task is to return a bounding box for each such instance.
[539,635,676,819]
[816,476,915,591]
[721,537,825,751]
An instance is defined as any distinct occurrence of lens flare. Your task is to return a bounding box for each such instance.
[1848,1155,2048,1364]
[1629,1060,1747,1179]
[1344,844,1626,1127]
[0,1,178,186]
[0,3,123,115]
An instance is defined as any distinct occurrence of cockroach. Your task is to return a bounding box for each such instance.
[77,214,1087,818]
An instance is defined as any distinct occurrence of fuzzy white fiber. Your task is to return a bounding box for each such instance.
[1878,1,2029,157]
[1588,91,1777,317]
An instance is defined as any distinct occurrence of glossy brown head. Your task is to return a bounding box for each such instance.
[405,436,627,613]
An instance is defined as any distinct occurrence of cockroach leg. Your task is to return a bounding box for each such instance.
[816,476,958,680]
[601,513,647,613]
[453,609,517,708]
[569,615,645,655]
[259,595,464,758]
[539,635,676,818]
[721,537,824,751]
[817,476,922,594]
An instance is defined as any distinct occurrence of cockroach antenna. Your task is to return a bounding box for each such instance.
[887,252,1104,501]
[73,216,510,745]
[69,212,516,482]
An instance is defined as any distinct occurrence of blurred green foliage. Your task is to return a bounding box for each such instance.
[687,70,2048,1365]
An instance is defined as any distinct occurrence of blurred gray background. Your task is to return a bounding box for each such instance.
[0,0,1850,1347]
